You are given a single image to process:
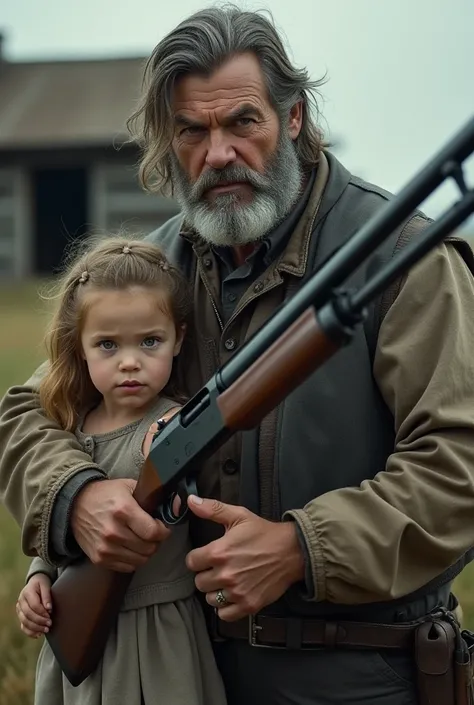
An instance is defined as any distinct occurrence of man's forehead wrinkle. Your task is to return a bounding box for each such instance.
[173,99,269,134]
[174,85,264,111]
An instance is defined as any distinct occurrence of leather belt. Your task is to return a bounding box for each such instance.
[210,612,421,650]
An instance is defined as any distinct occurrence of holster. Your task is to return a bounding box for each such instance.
[415,610,474,705]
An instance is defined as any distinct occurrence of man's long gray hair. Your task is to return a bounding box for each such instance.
[127,3,327,196]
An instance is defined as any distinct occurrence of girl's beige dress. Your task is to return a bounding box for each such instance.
[27,397,227,705]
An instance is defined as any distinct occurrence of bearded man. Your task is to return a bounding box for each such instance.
[2,6,474,705]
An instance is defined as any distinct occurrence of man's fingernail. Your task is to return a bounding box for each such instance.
[190,495,203,505]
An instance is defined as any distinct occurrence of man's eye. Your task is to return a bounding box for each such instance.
[236,117,255,127]
[142,337,160,348]
[99,340,116,351]
[181,126,204,136]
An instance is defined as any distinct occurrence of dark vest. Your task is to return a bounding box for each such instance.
[147,152,474,623]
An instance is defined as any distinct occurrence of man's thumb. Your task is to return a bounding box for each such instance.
[187,495,246,527]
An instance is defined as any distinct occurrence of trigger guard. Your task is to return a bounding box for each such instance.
[158,477,198,526]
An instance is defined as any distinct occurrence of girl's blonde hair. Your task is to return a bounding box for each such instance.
[39,234,193,431]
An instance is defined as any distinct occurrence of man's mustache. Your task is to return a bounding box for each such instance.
[190,165,270,202]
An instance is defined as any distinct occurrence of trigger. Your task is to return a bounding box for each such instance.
[183,477,198,500]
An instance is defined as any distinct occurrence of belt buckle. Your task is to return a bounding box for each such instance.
[248,614,285,649]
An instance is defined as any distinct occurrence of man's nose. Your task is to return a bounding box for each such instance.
[205,130,237,170]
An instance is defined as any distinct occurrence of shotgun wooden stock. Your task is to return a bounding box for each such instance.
[46,455,169,686]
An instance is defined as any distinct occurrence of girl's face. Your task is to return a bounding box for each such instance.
[80,286,184,417]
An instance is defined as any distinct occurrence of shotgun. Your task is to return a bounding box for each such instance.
[46,116,474,686]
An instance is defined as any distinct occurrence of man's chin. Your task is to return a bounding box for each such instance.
[192,217,268,247]
[203,192,254,211]
[204,183,255,204]
[184,192,280,246]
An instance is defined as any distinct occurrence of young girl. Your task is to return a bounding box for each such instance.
[15,235,227,705]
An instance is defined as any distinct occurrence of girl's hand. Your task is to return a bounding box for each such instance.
[16,574,53,638]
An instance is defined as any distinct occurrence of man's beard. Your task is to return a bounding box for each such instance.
[169,130,303,247]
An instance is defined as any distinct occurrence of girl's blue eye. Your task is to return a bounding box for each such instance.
[99,340,116,351]
[142,337,160,348]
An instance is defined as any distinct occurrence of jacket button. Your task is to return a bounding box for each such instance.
[253,281,264,293]
[83,436,94,452]
[203,258,213,269]
[222,459,238,475]
[224,338,236,351]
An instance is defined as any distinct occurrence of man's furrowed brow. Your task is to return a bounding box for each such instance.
[227,104,265,121]
[174,114,204,128]
[174,105,264,128]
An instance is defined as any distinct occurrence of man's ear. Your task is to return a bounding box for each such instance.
[174,323,186,356]
[288,100,303,140]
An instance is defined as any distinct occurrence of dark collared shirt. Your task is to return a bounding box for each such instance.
[212,169,317,321]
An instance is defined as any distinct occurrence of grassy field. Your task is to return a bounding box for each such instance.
[0,279,473,703]
[0,280,50,704]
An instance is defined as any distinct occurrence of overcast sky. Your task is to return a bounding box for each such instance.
[2,0,473,226]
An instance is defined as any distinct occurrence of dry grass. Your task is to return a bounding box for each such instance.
[0,278,473,703]
[0,509,42,705]
[0,279,50,704]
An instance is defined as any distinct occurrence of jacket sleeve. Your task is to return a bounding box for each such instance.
[0,361,106,564]
[25,556,58,584]
[284,240,474,603]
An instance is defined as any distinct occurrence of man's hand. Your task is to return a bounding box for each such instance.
[70,478,171,572]
[185,495,305,621]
